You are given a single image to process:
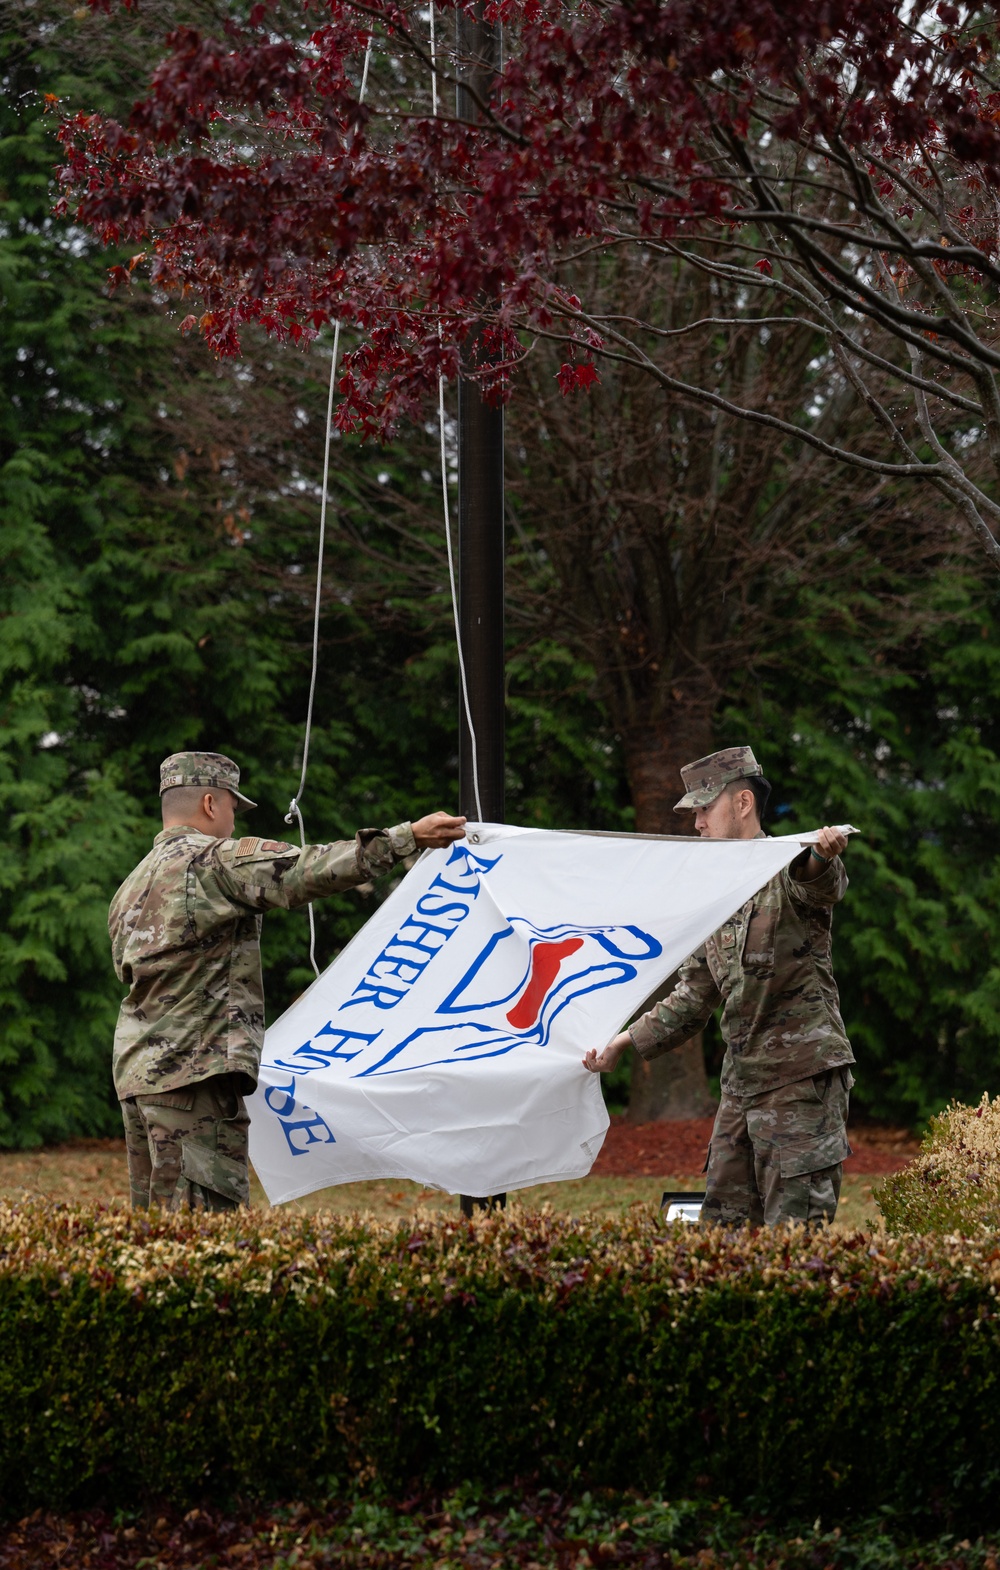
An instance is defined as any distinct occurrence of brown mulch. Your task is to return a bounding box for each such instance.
[591,1116,919,1177]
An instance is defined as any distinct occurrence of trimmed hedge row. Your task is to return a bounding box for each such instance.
[1,1202,999,1523]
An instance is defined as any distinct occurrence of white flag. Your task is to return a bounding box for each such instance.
[248,823,852,1204]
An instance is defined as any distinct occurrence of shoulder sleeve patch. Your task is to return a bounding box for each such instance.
[261,839,297,855]
[234,836,262,859]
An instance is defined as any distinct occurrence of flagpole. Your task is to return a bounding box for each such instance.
[456,2,506,1217]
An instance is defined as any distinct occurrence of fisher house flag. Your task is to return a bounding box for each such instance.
[248,822,854,1204]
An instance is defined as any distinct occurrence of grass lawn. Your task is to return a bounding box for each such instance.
[0,1139,884,1229]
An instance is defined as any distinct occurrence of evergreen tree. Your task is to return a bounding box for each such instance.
[722,568,1000,1125]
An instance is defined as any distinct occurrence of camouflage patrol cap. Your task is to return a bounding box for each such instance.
[674,746,763,811]
[158,752,257,813]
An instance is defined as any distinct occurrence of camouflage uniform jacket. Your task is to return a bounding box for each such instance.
[109,822,417,1101]
[628,845,855,1099]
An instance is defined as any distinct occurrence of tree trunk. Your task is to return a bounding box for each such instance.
[622,718,718,1122]
[628,1030,717,1121]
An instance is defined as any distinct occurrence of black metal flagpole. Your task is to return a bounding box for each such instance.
[456,3,506,1218]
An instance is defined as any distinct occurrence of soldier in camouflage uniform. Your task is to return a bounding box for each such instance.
[583,746,854,1227]
[110,752,466,1212]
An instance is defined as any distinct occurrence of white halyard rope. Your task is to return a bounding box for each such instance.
[287,14,484,978]
[438,369,484,822]
[285,42,370,979]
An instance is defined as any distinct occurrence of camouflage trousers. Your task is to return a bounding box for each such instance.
[121,1073,251,1212]
[701,1066,854,1227]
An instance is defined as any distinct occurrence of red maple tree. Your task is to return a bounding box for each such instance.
[58,0,1000,566]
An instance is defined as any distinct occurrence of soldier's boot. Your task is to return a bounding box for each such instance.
[131,1075,250,1211]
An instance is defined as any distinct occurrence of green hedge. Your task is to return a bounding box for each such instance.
[2,1202,999,1524]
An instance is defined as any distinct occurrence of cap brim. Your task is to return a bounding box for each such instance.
[233,791,257,814]
[674,785,726,812]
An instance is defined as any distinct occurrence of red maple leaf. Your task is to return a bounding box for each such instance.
[557,361,600,395]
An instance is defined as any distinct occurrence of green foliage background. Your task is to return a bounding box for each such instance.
[0,2,629,1146]
[720,573,1000,1122]
[2,1,999,1145]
